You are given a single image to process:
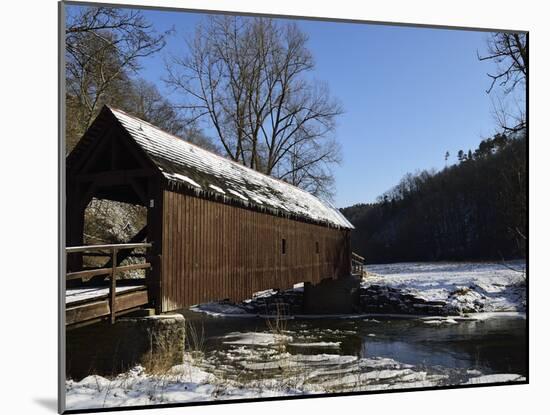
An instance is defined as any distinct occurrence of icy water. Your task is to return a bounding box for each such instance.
[65,311,527,410]
[181,310,527,390]
[65,259,527,408]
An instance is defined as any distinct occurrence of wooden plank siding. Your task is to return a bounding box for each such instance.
[160,190,351,312]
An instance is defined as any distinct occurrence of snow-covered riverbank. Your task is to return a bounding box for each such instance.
[66,312,527,410]
[190,261,526,318]
[364,261,526,314]
[65,261,527,410]
[66,350,525,410]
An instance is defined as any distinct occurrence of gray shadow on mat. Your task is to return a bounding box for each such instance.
[34,398,58,413]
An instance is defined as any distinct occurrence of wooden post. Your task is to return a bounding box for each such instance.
[66,181,85,273]
[109,248,118,324]
[146,176,163,314]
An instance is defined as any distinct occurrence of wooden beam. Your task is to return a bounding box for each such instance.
[68,108,114,174]
[114,121,162,173]
[77,126,115,175]
[102,226,149,268]
[66,182,85,272]
[82,252,147,258]
[66,285,146,307]
[74,169,152,183]
[66,263,151,281]
[351,252,365,262]
[66,242,151,253]
[66,306,145,330]
[79,227,150,286]
[66,301,110,326]
[79,181,97,211]
[110,248,118,324]
[146,177,163,314]
[66,289,149,326]
[114,290,149,312]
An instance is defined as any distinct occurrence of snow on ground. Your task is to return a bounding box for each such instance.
[190,261,526,318]
[65,362,301,410]
[65,354,311,410]
[66,349,525,410]
[364,261,526,313]
[462,374,526,385]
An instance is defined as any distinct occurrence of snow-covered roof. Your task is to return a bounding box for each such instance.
[108,106,353,229]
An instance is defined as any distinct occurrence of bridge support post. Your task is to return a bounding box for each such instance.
[303,275,361,314]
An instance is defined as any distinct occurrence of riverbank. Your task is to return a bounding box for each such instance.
[66,312,526,410]
[363,261,526,314]
[66,352,525,410]
[190,261,526,318]
[65,261,527,410]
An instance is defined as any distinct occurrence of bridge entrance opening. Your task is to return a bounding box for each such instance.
[66,121,165,323]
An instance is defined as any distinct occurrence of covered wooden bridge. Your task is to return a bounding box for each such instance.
[65,106,356,327]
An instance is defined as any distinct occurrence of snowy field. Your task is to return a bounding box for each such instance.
[364,261,526,313]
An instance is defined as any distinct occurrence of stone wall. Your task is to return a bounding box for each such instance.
[66,314,185,380]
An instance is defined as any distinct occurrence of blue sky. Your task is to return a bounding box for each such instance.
[70,6,506,208]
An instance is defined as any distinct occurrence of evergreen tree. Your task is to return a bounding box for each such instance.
[341,133,526,263]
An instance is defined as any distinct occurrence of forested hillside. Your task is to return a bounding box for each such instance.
[341,132,526,264]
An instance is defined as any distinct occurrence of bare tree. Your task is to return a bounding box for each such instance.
[165,16,343,198]
[65,6,170,151]
[490,94,526,135]
[478,32,527,265]
[478,32,527,133]
[123,79,220,153]
[124,79,185,134]
[65,6,179,251]
[479,33,527,94]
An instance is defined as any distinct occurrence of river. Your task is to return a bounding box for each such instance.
[181,310,526,391]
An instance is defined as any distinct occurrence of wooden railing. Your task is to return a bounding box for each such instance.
[351,252,365,276]
[66,243,152,323]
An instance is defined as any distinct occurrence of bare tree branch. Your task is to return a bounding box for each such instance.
[65,6,171,151]
[165,16,343,197]
[478,32,527,135]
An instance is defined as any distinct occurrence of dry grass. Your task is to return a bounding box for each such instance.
[264,301,290,355]
[450,287,471,296]
[140,326,185,375]
[185,320,206,361]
